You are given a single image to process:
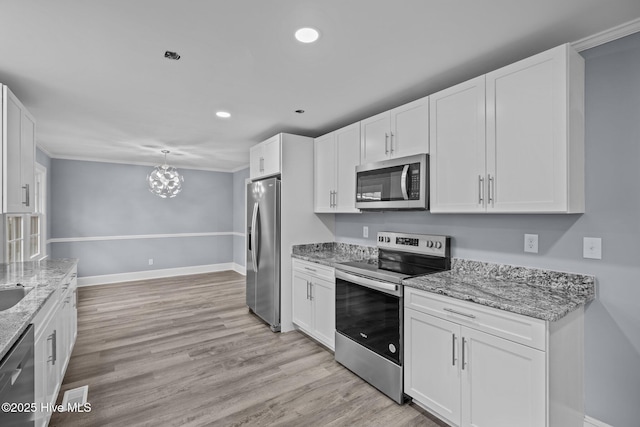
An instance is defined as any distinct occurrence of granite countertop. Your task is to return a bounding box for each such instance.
[0,259,79,360]
[403,258,595,322]
[291,242,378,267]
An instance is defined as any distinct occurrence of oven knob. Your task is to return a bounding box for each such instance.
[435,241,442,249]
[385,237,391,243]
[426,240,434,248]
[389,343,396,354]
[378,236,383,242]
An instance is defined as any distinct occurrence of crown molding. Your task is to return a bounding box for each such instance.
[572,17,640,52]
[48,153,242,173]
[35,144,55,158]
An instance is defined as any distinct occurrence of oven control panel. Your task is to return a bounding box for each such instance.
[377,231,449,257]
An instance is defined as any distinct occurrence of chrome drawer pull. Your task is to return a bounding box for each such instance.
[443,307,476,319]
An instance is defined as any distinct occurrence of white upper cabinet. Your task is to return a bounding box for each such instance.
[430,44,585,214]
[486,44,584,213]
[430,76,487,213]
[2,85,36,213]
[314,122,360,213]
[250,134,282,180]
[360,96,429,164]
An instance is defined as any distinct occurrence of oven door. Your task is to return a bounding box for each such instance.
[335,270,402,365]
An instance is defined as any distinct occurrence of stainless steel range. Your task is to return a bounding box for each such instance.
[334,231,451,404]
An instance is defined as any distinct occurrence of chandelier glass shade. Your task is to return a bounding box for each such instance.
[147,150,184,198]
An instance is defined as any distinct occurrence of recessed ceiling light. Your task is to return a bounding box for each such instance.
[216,111,231,118]
[295,109,305,114]
[295,28,320,43]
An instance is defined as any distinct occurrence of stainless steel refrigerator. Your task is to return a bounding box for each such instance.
[246,177,281,332]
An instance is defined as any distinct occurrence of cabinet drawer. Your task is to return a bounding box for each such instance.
[292,259,335,283]
[404,287,546,351]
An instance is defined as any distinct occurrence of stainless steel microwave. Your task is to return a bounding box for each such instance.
[355,153,428,210]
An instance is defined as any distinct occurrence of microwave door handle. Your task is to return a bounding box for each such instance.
[400,164,410,200]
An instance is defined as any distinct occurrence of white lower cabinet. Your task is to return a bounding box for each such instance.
[33,266,78,427]
[404,287,584,427]
[291,259,335,350]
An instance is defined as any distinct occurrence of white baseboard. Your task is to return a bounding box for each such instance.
[584,415,613,427]
[78,263,242,286]
[232,263,246,276]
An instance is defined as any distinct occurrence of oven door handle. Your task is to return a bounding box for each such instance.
[336,270,401,297]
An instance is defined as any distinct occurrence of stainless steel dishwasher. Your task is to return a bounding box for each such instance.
[0,324,35,427]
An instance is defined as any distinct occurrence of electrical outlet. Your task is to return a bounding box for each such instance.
[148,258,154,265]
[524,234,538,253]
[583,237,602,259]
[363,226,369,238]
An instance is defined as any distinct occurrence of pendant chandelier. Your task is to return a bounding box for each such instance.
[147,150,184,198]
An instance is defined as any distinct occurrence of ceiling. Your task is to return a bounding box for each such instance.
[2,1,640,172]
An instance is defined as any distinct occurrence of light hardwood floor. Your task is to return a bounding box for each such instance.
[49,271,447,427]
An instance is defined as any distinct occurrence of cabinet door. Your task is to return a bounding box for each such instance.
[404,308,461,427]
[461,327,545,427]
[391,96,429,157]
[310,278,335,350]
[261,135,282,178]
[5,90,23,212]
[314,133,336,212]
[360,111,390,164]
[249,144,263,180]
[334,123,360,213]
[20,109,36,213]
[486,44,569,213]
[292,270,313,331]
[430,77,487,213]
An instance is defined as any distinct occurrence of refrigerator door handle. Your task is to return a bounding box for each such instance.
[251,202,259,273]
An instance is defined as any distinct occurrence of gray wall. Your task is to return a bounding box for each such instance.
[50,159,235,277]
[232,168,250,268]
[335,32,640,427]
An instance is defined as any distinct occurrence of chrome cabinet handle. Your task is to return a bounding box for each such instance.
[22,184,30,207]
[452,334,457,366]
[443,307,476,319]
[478,175,484,205]
[333,190,337,207]
[329,190,337,208]
[259,157,265,172]
[384,133,389,154]
[309,282,314,301]
[304,266,317,273]
[390,132,395,154]
[488,174,494,205]
[461,337,467,370]
[47,330,57,365]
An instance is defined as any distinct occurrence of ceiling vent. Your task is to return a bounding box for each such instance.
[164,51,181,60]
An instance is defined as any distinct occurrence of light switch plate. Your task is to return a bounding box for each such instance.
[524,234,538,253]
[363,226,369,238]
[583,237,602,259]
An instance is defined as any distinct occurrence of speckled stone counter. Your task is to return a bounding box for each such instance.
[291,242,377,267]
[0,259,79,360]
[403,258,595,322]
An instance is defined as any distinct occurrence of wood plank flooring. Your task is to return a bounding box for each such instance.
[49,271,447,427]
